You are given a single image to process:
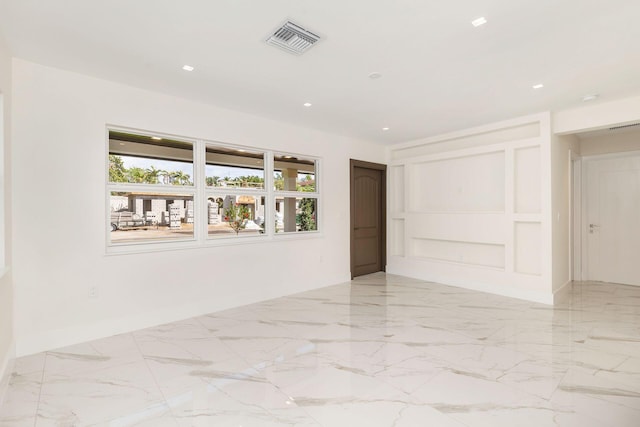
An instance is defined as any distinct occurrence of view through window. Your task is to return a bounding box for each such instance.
[107,130,319,247]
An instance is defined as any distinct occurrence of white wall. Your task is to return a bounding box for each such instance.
[554,95,640,135]
[0,35,13,405]
[551,133,580,295]
[387,113,554,304]
[11,59,385,356]
[579,130,640,156]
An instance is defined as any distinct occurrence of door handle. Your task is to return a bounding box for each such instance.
[589,223,600,233]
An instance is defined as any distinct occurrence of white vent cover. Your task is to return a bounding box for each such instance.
[266,21,320,55]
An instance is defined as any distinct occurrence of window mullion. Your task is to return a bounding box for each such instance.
[195,139,206,243]
[265,152,275,237]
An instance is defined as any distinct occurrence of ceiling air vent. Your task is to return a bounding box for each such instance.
[609,122,640,131]
[266,21,320,55]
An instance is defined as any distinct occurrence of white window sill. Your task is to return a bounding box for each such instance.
[106,232,323,256]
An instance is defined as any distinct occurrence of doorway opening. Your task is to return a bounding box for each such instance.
[576,151,640,286]
[571,125,640,287]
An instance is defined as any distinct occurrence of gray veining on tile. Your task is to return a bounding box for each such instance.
[1,274,640,426]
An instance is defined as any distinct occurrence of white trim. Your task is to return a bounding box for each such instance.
[392,141,510,166]
[580,158,589,281]
[569,152,583,281]
[504,145,515,274]
[0,339,15,408]
[0,93,5,269]
[553,280,573,305]
[581,149,640,162]
[194,138,206,243]
[386,265,553,305]
[391,112,549,151]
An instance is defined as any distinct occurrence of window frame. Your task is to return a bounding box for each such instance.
[272,153,320,235]
[0,93,5,274]
[105,127,321,254]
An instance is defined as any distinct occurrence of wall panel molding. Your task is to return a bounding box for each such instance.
[387,112,552,304]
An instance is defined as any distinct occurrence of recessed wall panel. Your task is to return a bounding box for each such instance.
[515,222,542,275]
[408,213,505,244]
[410,152,505,212]
[515,146,541,213]
[391,165,405,213]
[411,238,505,269]
[391,219,404,257]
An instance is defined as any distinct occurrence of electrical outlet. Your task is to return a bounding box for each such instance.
[89,286,99,299]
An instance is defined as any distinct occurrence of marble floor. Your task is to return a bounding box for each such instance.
[1,274,640,426]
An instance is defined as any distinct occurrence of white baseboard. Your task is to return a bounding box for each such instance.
[0,340,15,408]
[386,266,554,305]
[553,280,573,305]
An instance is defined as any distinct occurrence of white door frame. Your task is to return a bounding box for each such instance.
[571,153,582,282]
[578,149,640,282]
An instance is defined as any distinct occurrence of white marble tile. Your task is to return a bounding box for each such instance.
[37,360,166,426]
[98,402,178,427]
[2,277,640,426]
[13,353,46,376]
[550,388,640,427]
[147,353,263,401]
[0,371,41,427]
[302,401,447,427]
[557,366,640,411]
[496,360,566,400]
[133,319,239,367]
[45,333,143,377]
[410,369,549,409]
[393,405,469,427]
[218,335,317,368]
[168,378,320,426]
[450,407,561,427]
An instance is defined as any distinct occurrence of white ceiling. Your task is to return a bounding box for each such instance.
[1,0,639,145]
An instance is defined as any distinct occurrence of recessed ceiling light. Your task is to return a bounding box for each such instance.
[582,94,599,102]
[284,155,293,159]
[382,127,390,131]
[119,142,125,146]
[237,149,246,152]
[368,72,382,79]
[471,17,487,27]
[182,65,194,71]
[303,102,312,107]
[532,83,544,89]
[151,136,162,140]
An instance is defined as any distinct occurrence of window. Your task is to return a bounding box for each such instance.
[206,146,264,189]
[274,154,318,234]
[207,193,266,238]
[109,132,194,186]
[107,129,320,251]
[107,132,195,246]
[275,196,317,233]
[205,145,268,239]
